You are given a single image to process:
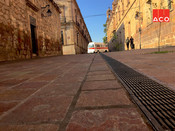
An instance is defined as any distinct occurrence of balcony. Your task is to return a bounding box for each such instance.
[61,17,66,23]
[76,22,80,27]
[81,30,84,35]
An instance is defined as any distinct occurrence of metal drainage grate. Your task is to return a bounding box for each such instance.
[101,54,175,131]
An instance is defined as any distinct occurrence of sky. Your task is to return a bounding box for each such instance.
[76,0,114,43]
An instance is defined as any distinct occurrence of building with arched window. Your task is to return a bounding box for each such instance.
[106,0,175,51]
[55,0,92,55]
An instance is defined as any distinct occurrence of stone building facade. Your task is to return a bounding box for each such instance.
[106,0,175,51]
[0,0,62,61]
[55,0,92,55]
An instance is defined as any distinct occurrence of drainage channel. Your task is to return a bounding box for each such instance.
[101,53,175,131]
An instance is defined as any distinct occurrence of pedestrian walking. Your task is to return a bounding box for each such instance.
[126,37,130,50]
[130,36,135,49]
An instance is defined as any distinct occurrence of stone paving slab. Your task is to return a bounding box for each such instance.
[0,75,10,83]
[76,89,133,107]
[53,74,85,84]
[29,75,59,82]
[0,86,9,92]
[82,80,122,91]
[0,102,18,116]
[66,108,150,131]
[12,81,48,90]
[0,124,59,131]
[0,79,28,87]
[0,96,73,124]
[87,70,112,76]
[35,83,81,97]
[0,89,36,101]
[89,66,109,72]
[86,74,116,81]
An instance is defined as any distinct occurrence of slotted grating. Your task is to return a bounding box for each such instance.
[101,54,175,131]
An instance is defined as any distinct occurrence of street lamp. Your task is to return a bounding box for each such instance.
[41,5,52,17]
[146,0,151,4]
[135,0,142,50]
[139,0,141,49]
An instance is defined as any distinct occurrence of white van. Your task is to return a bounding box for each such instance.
[88,42,108,53]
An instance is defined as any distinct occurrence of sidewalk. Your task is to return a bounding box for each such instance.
[105,47,175,91]
[0,54,151,130]
[65,54,150,131]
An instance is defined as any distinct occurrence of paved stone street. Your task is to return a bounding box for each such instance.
[0,47,175,131]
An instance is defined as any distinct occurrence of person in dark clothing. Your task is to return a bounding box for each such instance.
[130,36,134,49]
[126,37,130,50]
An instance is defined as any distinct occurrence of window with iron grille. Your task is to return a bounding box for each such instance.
[61,31,64,45]
[168,0,172,9]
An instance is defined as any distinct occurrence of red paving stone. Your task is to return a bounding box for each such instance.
[86,74,115,81]
[0,86,9,92]
[35,83,81,97]
[66,108,150,131]
[0,95,73,124]
[76,89,133,107]
[87,70,112,76]
[0,102,18,115]
[0,124,59,131]
[89,66,109,72]
[0,89,36,101]
[82,80,122,90]
[12,81,48,90]
[0,79,28,87]
[0,75,10,83]
[54,74,85,84]
[30,74,59,82]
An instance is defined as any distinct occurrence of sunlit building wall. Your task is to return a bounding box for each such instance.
[106,0,175,51]
[55,0,92,55]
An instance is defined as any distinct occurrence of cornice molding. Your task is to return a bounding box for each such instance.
[26,0,39,12]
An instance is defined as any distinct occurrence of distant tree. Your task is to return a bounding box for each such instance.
[103,23,107,34]
[112,33,122,51]
[103,23,107,44]
[103,36,107,44]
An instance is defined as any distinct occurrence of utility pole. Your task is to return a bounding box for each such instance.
[139,0,141,49]
[158,0,163,52]
[158,21,161,52]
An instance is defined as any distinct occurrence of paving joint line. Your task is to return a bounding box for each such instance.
[58,54,96,131]
[0,62,79,121]
[0,55,63,65]
[82,88,123,92]
[86,79,116,82]
[87,74,112,76]
[0,62,64,81]
[74,105,135,111]
[0,121,61,126]
[85,79,117,82]
[88,70,109,72]
[0,62,70,94]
